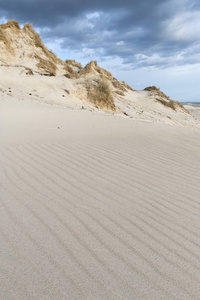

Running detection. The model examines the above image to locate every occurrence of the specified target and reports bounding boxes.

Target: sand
[184,104,200,122]
[1,98,200,300]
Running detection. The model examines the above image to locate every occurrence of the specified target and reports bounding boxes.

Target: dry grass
[35,54,57,75]
[64,60,133,101]
[64,61,97,78]
[64,72,78,79]
[114,90,125,96]
[65,60,82,69]
[0,20,20,30]
[64,60,113,80]
[79,61,97,76]
[0,28,10,49]
[0,21,18,54]
[112,79,127,92]
[64,59,83,78]
[0,21,61,74]
[177,102,191,114]
[86,77,116,111]
[24,24,62,66]
[156,98,189,113]
[156,98,177,110]
[145,86,189,113]
[121,81,135,92]
[144,86,170,99]
[79,61,134,95]
[64,64,74,74]
[23,24,65,75]
[112,78,134,94]
[64,64,79,79]
[25,68,34,75]
[79,61,113,78]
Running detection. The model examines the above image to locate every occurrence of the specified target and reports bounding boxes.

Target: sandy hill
[0,20,199,128]
[0,20,63,75]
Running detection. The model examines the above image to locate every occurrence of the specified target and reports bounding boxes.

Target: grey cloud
[0,0,200,68]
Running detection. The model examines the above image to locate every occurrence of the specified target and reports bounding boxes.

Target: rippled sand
[1,99,200,299]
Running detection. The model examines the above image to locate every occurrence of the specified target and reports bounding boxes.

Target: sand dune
[1,20,200,300]
[1,99,200,299]
[1,20,200,128]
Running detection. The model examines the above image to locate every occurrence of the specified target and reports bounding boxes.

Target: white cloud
[116,41,125,46]
[86,12,101,21]
[134,52,184,67]
[0,17,7,24]
[164,10,200,42]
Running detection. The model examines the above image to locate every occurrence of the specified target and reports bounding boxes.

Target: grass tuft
[0,20,20,30]
[145,86,190,113]
[34,54,57,75]
[24,23,62,73]
[65,60,82,69]
[85,77,116,112]
[0,21,20,54]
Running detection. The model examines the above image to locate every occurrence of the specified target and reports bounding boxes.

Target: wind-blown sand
[1,98,200,300]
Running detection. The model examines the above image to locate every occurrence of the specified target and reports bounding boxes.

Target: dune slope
[1,99,200,299]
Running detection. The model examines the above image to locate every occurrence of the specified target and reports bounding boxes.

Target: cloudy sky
[1,0,200,102]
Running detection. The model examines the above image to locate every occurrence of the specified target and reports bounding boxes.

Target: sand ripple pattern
[1,131,200,299]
